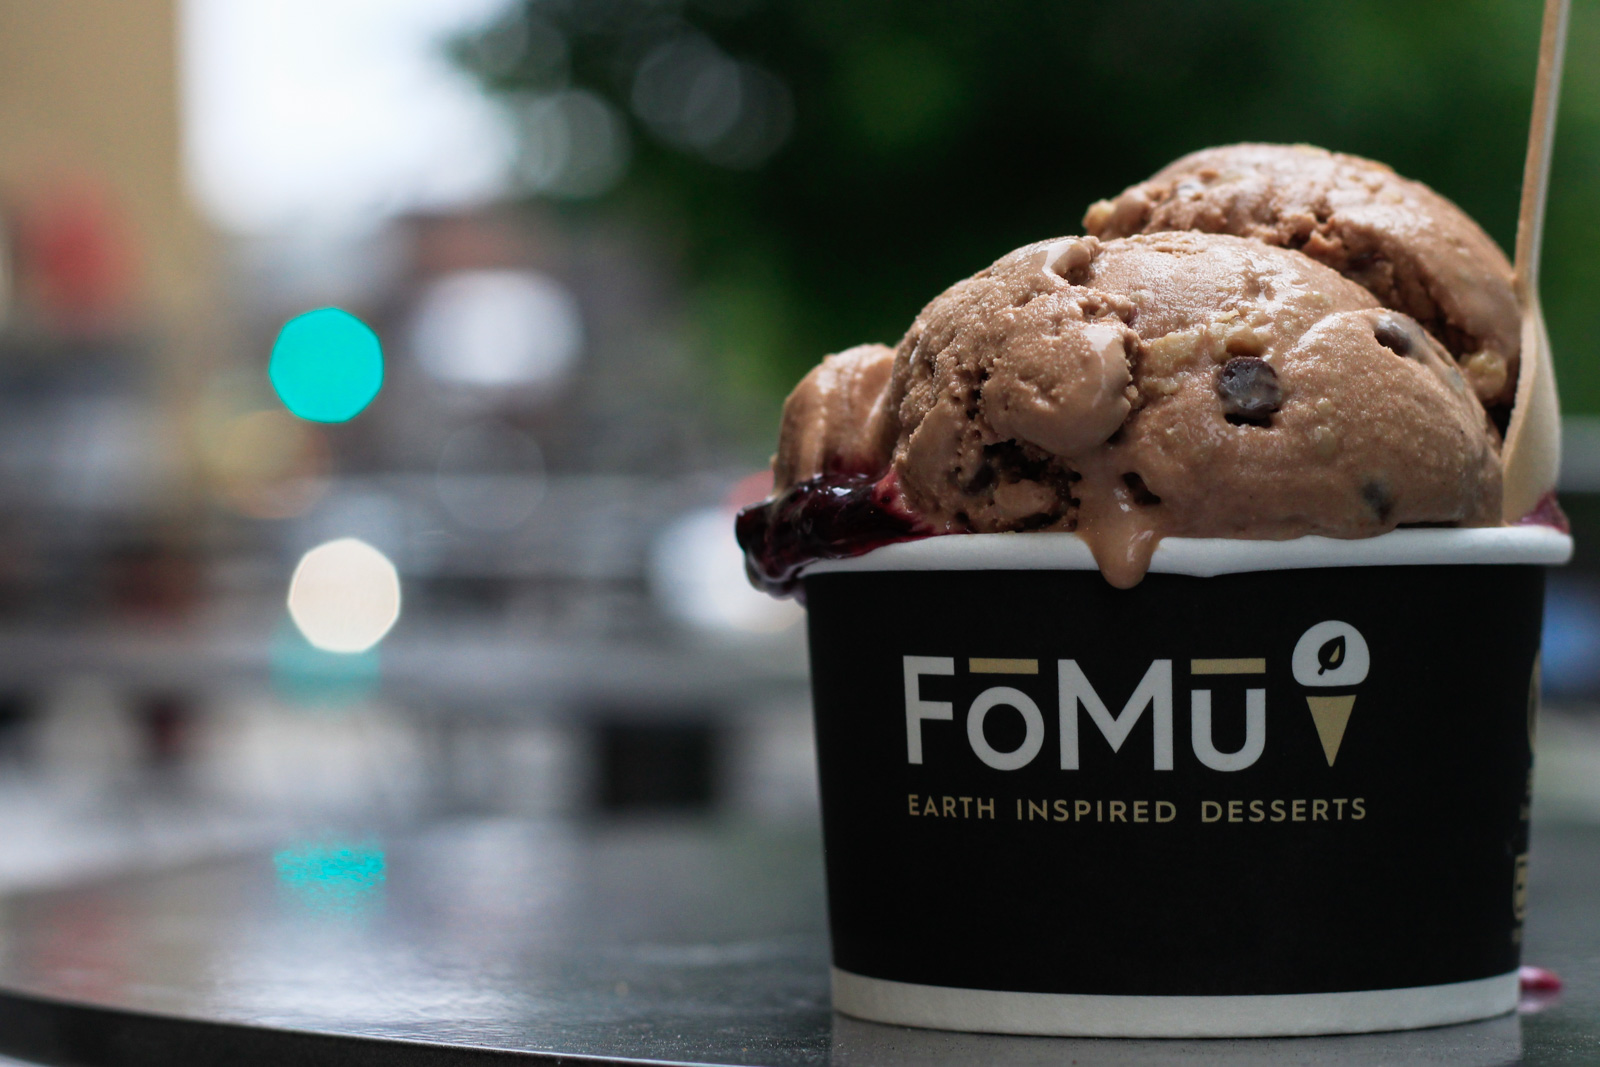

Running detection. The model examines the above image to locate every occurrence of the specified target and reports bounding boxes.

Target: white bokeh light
[650,509,802,635]
[183,0,517,231]
[287,538,402,653]
[512,90,631,198]
[631,31,792,169]
[410,269,583,389]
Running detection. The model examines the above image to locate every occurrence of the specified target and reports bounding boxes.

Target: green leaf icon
[1317,635,1346,675]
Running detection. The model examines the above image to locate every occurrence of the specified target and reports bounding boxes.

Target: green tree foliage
[458,0,1600,426]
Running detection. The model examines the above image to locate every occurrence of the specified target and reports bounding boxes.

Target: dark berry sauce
[735,471,932,597]
[1516,490,1570,533]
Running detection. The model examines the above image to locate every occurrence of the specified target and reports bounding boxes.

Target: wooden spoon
[1501,0,1569,523]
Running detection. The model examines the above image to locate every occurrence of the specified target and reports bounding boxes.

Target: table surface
[0,817,1595,1066]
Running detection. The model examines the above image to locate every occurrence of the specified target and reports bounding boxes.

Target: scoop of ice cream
[1083,144,1520,415]
[773,343,898,490]
[888,232,1501,585]
[890,236,1138,533]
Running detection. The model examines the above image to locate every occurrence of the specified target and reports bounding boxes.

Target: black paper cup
[801,526,1572,1037]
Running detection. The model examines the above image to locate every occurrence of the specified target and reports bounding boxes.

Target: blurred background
[0,0,1598,889]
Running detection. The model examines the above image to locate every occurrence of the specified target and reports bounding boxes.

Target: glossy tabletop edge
[0,986,709,1067]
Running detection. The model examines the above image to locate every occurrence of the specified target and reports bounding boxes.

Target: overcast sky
[182,0,516,233]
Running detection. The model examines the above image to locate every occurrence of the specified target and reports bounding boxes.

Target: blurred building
[0,1,811,888]
[0,1,221,335]
[0,0,227,620]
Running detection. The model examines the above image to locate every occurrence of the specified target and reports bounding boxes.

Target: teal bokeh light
[274,839,386,916]
[269,308,384,423]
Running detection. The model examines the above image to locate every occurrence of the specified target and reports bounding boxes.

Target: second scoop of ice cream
[1084,143,1521,416]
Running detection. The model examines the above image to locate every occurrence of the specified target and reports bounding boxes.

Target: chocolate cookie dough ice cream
[737,145,1511,593]
[1083,143,1521,416]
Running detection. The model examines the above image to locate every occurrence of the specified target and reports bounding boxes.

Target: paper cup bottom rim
[830,968,1519,1038]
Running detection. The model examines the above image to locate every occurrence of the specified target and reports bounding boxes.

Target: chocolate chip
[1361,480,1394,523]
[1122,472,1162,506]
[1217,357,1281,425]
[1373,313,1425,358]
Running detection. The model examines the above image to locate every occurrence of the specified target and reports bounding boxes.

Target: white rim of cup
[802,525,1574,579]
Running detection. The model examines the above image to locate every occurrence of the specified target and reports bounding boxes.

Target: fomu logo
[904,622,1369,772]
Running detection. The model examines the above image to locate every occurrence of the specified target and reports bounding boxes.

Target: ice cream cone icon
[1294,621,1370,766]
